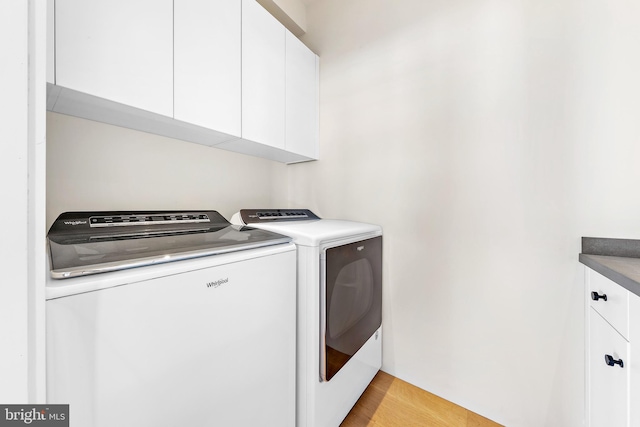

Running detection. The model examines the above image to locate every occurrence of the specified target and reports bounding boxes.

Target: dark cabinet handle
[605,354,624,368]
[591,291,607,301]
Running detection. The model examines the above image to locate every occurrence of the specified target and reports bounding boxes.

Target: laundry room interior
[5,0,640,426]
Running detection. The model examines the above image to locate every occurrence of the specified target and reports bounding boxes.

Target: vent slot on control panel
[257,211,310,220]
[239,209,320,224]
[90,213,211,227]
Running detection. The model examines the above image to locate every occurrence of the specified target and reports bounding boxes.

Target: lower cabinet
[586,268,640,426]
[588,308,628,426]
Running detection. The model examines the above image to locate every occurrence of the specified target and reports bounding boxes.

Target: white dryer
[231,209,382,427]
[46,210,297,427]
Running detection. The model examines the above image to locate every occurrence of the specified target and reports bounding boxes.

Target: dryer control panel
[239,209,320,224]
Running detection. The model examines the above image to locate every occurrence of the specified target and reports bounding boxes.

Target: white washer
[46,210,297,427]
[231,209,382,427]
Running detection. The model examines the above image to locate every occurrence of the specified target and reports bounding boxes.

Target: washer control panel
[90,213,210,227]
[240,209,320,224]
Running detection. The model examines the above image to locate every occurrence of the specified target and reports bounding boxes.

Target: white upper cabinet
[55,0,173,117]
[241,0,319,161]
[49,0,318,163]
[242,0,286,150]
[285,31,319,159]
[174,0,241,137]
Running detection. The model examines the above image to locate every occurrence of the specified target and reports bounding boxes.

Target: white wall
[46,113,288,228]
[293,0,640,425]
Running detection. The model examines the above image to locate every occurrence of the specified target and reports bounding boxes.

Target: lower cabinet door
[589,308,629,427]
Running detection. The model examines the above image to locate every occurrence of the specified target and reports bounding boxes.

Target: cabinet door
[174,0,241,137]
[589,308,628,427]
[55,0,173,117]
[242,0,286,149]
[285,31,318,159]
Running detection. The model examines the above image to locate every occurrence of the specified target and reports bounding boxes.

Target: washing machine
[231,209,382,427]
[46,210,297,427]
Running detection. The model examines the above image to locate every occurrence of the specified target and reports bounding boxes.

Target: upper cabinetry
[242,0,286,150]
[55,0,173,117]
[46,0,318,164]
[221,0,318,162]
[285,31,319,159]
[174,0,241,137]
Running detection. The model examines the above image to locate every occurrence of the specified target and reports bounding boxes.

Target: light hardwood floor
[341,371,503,427]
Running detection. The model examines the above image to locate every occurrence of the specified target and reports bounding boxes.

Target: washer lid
[47,210,291,279]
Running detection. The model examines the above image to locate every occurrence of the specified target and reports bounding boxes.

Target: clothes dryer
[231,209,382,427]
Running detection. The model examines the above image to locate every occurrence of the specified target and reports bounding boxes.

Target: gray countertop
[580,237,640,298]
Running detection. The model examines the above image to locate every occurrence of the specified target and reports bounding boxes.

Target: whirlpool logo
[206,278,229,289]
[1,405,68,426]
[63,220,86,226]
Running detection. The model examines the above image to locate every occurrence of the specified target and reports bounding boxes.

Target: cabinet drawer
[588,308,629,427]
[589,269,629,339]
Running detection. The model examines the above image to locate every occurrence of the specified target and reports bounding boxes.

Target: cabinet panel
[285,31,318,159]
[589,269,629,339]
[47,0,54,84]
[174,0,241,137]
[589,308,628,427]
[630,293,640,427]
[0,0,30,402]
[242,0,286,150]
[55,0,173,117]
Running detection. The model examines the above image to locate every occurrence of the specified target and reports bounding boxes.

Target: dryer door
[321,235,382,381]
